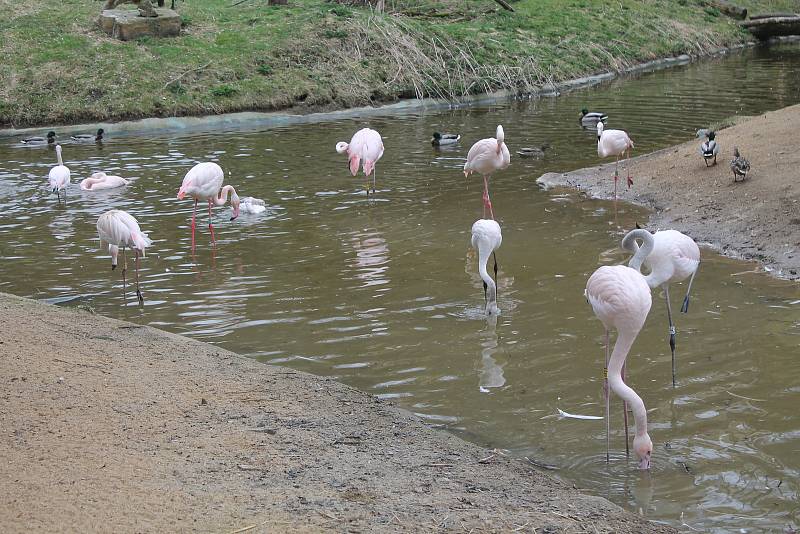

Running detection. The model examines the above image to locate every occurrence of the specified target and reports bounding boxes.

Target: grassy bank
[1,0,798,127]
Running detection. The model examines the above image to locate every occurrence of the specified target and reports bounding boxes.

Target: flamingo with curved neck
[177,162,241,249]
[622,228,700,387]
[471,219,502,316]
[585,236,654,469]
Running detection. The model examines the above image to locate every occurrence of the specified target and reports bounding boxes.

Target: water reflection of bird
[97,209,152,306]
[730,146,750,181]
[80,172,128,191]
[48,144,70,203]
[177,162,241,249]
[464,125,510,220]
[579,109,608,128]
[335,128,384,195]
[71,128,104,144]
[585,246,653,470]
[478,314,505,392]
[622,228,700,387]
[471,219,502,316]
[431,132,460,146]
[23,131,56,145]
[596,121,634,198]
[699,131,719,166]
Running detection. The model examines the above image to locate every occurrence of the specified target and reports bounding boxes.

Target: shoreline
[0,291,675,532]
[537,105,800,281]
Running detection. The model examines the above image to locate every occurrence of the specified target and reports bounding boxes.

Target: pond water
[2,44,800,532]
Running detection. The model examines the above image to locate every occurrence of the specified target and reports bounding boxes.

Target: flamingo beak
[112,264,117,271]
[638,454,651,470]
[177,191,185,200]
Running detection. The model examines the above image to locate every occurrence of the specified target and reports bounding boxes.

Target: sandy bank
[0,292,673,533]
[538,104,800,280]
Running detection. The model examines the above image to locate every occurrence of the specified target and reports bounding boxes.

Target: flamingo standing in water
[471,219,502,316]
[464,125,510,220]
[48,144,70,203]
[177,162,240,249]
[596,122,634,199]
[585,240,654,469]
[97,209,152,306]
[336,128,384,195]
[622,228,700,387]
[80,172,129,190]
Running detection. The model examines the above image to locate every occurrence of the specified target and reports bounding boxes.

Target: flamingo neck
[56,147,63,166]
[477,243,497,314]
[607,327,648,438]
[622,229,654,273]
[213,185,237,207]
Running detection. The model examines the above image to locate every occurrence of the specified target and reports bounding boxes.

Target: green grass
[1,0,798,127]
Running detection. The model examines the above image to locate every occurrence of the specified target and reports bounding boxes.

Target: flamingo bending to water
[48,144,70,203]
[471,219,502,316]
[80,172,128,190]
[336,128,384,195]
[622,228,700,387]
[97,209,152,306]
[177,162,240,249]
[585,239,654,469]
[596,122,634,199]
[464,125,510,220]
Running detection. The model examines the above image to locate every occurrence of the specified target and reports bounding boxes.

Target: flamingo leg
[604,328,610,463]
[613,157,619,200]
[482,175,494,220]
[492,252,499,300]
[191,199,198,251]
[372,166,377,194]
[135,249,144,306]
[207,199,216,246]
[121,246,128,303]
[681,263,699,314]
[664,284,677,387]
[626,148,633,188]
[622,362,629,457]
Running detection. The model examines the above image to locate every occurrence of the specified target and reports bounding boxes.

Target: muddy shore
[537,104,800,280]
[0,292,673,533]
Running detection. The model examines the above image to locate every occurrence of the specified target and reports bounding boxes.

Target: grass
[1,0,798,127]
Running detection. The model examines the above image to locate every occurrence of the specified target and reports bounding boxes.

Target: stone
[98,8,181,41]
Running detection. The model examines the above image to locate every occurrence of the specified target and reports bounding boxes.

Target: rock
[98,8,181,41]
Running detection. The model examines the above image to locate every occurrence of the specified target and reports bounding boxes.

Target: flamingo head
[230,190,240,221]
[55,144,62,157]
[495,125,505,143]
[596,121,604,140]
[633,433,653,470]
[90,171,107,179]
[335,141,349,154]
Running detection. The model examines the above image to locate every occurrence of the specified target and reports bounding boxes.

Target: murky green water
[2,44,800,532]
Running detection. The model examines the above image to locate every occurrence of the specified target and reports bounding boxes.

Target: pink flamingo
[596,122,634,199]
[335,128,384,195]
[97,209,152,306]
[80,172,129,191]
[177,162,240,249]
[471,219,502,316]
[48,144,70,203]
[463,125,510,220]
[622,228,700,387]
[585,237,653,469]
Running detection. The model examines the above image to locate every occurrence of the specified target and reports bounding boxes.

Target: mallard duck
[71,128,104,143]
[730,147,750,182]
[431,132,460,146]
[699,131,719,166]
[516,143,551,159]
[22,131,56,145]
[579,109,608,128]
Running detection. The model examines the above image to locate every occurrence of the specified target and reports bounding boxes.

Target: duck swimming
[517,143,551,159]
[431,132,461,146]
[22,131,56,145]
[730,147,750,182]
[579,109,608,128]
[699,131,719,166]
[71,128,104,143]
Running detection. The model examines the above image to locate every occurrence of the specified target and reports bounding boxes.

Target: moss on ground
[1,0,798,127]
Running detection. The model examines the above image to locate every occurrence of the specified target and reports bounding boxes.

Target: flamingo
[335,128,384,195]
[585,238,654,469]
[177,162,240,249]
[622,228,700,387]
[596,121,634,199]
[97,209,152,306]
[471,219,502,316]
[80,172,129,191]
[48,144,70,203]
[464,125,510,220]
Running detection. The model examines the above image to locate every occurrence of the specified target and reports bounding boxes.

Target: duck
[22,131,56,145]
[431,132,460,146]
[730,147,750,182]
[80,171,129,191]
[579,109,608,128]
[71,128,104,143]
[699,131,719,166]
[516,143,551,159]
[239,196,267,214]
